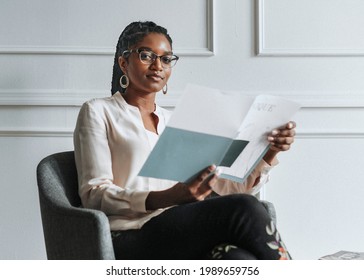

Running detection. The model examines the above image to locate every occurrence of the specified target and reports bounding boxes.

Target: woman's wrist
[146,189,174,210]
[145,184,184,210]
[263,149,278,166]
[145,183,197,210]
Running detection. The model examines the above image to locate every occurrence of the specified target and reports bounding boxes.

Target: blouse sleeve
[212,158,278,196]
[73,101,150,215]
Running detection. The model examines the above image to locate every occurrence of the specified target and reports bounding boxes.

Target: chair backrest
[37,151,81,208]
[37,151,115,260]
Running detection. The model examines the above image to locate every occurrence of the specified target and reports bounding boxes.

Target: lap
[112,194,273,259]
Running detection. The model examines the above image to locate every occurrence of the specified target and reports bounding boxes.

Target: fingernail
[287,122,293,129]
[268,136,274,141]
[272,130,279,135]
[215,168,222,176]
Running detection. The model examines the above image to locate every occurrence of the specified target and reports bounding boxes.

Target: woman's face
[119,33,173,95]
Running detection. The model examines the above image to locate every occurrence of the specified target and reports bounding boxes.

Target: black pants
[112,194,291,260]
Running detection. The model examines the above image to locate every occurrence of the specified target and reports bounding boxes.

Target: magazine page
[167,84,253,137]
[139,84,253,182]
[219,95,301,182]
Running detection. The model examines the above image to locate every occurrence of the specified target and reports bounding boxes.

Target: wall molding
[0,129,73,138]
[297,131,364,139]
[1,128,363,139]
[0,89,108,107]
[0,46,214,57]
[0,46,114,56]
[206,0,215,55]
[1,89,364,108]
[0,89,181,107]
[0,1,215,57]
[256,0,364,57]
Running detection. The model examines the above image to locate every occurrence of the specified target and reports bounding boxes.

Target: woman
[74,21,296,260]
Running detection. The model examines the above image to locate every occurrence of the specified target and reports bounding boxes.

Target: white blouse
[73,92,276,231]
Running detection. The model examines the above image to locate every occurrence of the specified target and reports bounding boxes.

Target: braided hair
[111,21,173,95]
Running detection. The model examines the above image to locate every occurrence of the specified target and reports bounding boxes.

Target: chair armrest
[260,200,277,224]
[40,195,115,260]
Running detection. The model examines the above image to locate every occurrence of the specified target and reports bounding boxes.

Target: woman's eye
[161,56,172,64]
[140,52,153,61]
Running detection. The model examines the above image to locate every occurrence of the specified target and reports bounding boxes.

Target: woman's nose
[150,57,163,71]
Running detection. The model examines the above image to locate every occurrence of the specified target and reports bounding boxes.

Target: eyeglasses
[122,48,179,68]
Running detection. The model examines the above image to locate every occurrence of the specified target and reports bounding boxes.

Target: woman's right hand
[173,165,220,204]
[145,165,220,210]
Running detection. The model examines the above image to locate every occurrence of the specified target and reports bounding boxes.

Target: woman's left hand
[263,121,296,165]
[267,121,296,152]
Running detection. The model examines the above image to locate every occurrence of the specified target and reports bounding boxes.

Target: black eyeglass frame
[122,48,179,68]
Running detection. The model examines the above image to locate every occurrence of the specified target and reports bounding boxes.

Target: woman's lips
[146,74,165,81]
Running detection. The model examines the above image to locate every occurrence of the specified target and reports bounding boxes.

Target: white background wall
[1,0,363,260]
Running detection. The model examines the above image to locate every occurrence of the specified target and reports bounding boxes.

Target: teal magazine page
[139,84,301,183]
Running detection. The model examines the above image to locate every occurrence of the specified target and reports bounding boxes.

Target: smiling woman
[73,21,296,260]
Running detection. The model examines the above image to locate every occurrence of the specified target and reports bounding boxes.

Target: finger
[198,168,221,194]
[272,121,297,134]
[193,182,212,201]
[275,144,291,151]
[287,121,296,129]
[272,136,295,145]
[196,189,213,201]
[269,129,296,139]
[270,143,291,152]
[196,174,219,201]
[205,170,220,187]
[267,135,294,145]
[279,129,296,137]
[196,165,216,182]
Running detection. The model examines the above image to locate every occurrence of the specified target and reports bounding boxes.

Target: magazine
[139,84,301,183]
[319,251,364,260]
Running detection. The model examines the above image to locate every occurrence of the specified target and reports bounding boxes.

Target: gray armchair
[36,151,115,260]
[37,151,276,260]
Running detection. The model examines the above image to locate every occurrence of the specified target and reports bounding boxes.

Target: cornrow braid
[111,21,173,95]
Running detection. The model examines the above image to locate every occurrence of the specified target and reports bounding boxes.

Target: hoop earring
[119,74,129,89]
[162,84,168,95]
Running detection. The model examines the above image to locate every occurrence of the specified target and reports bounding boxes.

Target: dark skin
[119,33,172,134]
[119,33,297,210]
[264,121,296,163]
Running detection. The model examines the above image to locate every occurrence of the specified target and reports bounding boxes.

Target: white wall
[1,0,363,259]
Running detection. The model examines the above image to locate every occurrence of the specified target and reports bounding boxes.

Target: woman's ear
[118,56,128,73]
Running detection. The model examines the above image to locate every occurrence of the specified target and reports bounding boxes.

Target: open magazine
[319,251,364,260]
[139,84,301,183]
